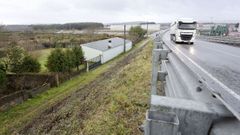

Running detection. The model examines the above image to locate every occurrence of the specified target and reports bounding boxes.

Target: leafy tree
[72,46,85,71]
[46,47,85,73]
[65,49,75,72]
[4,44,41,73]
[0,62,6,88]
[6,44,26,73]
[46,48,68,72]
[19,55,41,73]
[129,26,147,39]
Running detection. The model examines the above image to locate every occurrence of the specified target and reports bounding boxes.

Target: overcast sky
[0,0,239,24]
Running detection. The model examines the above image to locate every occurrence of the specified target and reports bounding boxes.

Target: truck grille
[180,34,193,41]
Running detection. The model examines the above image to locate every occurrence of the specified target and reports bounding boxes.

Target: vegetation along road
[0,39,153,135]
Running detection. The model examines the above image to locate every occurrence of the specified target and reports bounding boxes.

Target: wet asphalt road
[162,33,240,95]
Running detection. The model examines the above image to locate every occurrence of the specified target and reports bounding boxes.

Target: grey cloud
[0,0,239,24]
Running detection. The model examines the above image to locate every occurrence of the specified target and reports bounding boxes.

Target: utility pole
[146,21,149,36]
[124,24,126,52]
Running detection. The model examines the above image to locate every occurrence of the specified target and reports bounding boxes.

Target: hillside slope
[0,39,153,135]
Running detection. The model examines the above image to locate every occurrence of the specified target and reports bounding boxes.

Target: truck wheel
[170,35,173,41]
[173,35,177,43]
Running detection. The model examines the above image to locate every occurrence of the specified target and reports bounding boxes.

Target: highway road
[162,32,240,96]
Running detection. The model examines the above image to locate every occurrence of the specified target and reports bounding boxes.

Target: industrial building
[81,37,132,64]
[105,22,161,32]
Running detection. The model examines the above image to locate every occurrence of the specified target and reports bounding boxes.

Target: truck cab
[170,18,197,44]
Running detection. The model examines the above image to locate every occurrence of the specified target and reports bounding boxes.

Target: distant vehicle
[170,18,197,44]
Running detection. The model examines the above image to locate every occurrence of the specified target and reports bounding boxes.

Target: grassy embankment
[82,40,153,134]
[0,39,153,134]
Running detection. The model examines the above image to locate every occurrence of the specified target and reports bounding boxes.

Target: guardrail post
[159,49,170,60]
[154,37,161,42]
[86,62,89,72]
[151,49,161,95]
[151,49,170,95]
[158,71,168,81]
[154,41,163,49]
[144,110,180,135]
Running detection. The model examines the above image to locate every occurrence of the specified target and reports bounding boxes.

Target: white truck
[170,18,197,44]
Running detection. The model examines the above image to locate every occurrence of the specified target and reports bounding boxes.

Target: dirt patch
[18,40,150,135]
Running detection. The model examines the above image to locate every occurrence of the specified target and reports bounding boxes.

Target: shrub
[0,62,6,87]
[19,55,41,73]
[46,47,85,73]
[65,49,75,72]
[46,48,68,72]
[72,46,85,70]
[129,26,147,42]
[5,44,26,73]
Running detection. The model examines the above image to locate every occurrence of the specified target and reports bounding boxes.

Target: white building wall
[82,41,132,64]
[109,24,161,31]
[81,46,102,61]
[102,46,123,63]
[141,24,161,31]
[109,25,123,31]
[126,42,132,51]
[101,42,132,63]
[110,24,140,31]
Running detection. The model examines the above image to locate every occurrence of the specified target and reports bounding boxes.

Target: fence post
[86,62,89,72]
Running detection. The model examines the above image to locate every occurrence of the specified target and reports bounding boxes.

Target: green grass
[30,48,53,72]
[0,39,150,134]
[30,48,72,72]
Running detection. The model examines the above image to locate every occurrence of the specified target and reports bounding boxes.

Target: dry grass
[0,32,111,49]
[82,41,153,135]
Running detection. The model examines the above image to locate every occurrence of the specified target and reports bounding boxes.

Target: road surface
[163,32,240,96]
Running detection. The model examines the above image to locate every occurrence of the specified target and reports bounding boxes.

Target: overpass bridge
[144,31,240,135]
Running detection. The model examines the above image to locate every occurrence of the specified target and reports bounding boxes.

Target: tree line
[0,44,85,87]
[32,22,103,30]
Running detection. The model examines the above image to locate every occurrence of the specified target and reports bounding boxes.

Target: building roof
[81,37,131,52]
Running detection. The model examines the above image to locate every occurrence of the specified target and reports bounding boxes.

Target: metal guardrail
[199,35,240,45]
[144,31,239,135]
[166,35,240,120]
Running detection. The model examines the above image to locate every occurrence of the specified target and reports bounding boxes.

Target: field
[0,32,111,51]
[29,48,54,72]
[0,39,153,134]
[0,32,112,72]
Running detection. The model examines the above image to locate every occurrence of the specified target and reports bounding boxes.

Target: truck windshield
[178,22,196,30]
